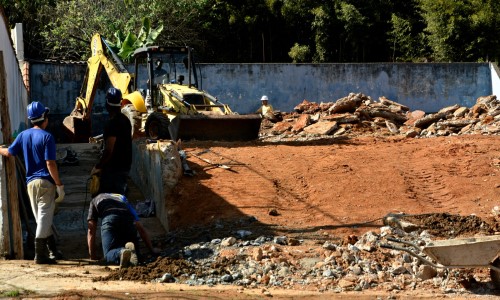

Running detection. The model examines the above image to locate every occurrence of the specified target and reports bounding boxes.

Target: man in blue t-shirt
[0,101,65,264]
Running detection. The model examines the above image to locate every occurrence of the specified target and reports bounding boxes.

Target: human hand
[90,166,101,176]
[55,185,65,203]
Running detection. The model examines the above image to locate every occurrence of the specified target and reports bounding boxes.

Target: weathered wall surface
[130,140,183,232]
[0,13,28,259]
[29,61,497,141]
[30,62,108,141]
[200,63,493,114]
[0,27,28,140]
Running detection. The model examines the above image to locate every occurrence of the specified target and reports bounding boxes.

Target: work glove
[55,185,65,203]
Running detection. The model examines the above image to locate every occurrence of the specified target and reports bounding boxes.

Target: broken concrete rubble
[259,93,500,141]
[102,212,500,295]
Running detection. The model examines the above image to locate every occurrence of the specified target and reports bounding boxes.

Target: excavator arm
[63,33,133,142]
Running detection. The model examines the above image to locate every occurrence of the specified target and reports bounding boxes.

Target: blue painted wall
[199,63,492,114]
[29,61,495,141]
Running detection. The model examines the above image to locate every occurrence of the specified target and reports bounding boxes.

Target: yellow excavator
[63,33,262,142]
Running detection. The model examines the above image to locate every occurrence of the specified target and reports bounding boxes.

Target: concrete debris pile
[108,214,498,295]
[259,93,500,141]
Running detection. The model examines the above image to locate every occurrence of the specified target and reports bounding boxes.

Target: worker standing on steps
[0,101,65,264]
[87,193,160,268]
[91,87,132,196]
[256,95,280,122]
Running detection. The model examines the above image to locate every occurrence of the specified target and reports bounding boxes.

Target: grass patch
[2,290,20,297]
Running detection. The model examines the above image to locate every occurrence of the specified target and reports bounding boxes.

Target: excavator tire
[145,112,171,140]
[121,104,142,138]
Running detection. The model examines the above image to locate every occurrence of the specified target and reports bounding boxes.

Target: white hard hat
[260,95,269,101]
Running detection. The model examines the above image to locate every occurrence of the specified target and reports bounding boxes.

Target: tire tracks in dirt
[396,142,460,213]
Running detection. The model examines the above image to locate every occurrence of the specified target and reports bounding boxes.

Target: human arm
[92,136,116,174]
[87,219,100,260]
[0,147,12,157]
[46,160,63,185]
[47,160,65,202]
[134,221,160,254]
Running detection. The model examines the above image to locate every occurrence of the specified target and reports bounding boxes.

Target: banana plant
[109,17,164,62]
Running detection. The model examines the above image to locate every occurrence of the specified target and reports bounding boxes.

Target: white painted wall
[0,9,29,258]
[491,63,500,98]
[0,18,28,140]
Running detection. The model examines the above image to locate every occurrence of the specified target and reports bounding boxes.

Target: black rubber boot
[46,235,64,260]
[34,238,56,264]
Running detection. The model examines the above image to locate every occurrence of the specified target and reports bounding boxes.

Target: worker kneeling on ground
[87,193,160,268]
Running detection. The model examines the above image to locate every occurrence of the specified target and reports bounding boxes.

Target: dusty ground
[1,134,500,299]
[175,135,500,235]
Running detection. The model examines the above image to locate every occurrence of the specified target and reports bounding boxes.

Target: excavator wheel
[121,104,142,138]
[145,112,171,140]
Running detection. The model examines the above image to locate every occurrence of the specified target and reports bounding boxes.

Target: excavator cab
[131,46,262,141]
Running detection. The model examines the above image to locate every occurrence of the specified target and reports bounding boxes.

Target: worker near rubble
[91,87,132,196]
[256,95,280,122]
[0,101,65,264]
[87,193,160,268]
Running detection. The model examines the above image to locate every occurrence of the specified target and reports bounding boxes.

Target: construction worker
[91,87,132,196]
[0,101,65,264]
[154,58,169,84]
[256,95,279,122]
[87,193,160,268]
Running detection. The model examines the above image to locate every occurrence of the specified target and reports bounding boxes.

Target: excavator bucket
[62,114,91,143]
[169,114,262,141]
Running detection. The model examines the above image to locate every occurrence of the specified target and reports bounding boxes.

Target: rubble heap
[104,213,499,295]
[259,93,500,141]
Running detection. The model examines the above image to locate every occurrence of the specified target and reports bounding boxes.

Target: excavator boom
[63,33,132,142]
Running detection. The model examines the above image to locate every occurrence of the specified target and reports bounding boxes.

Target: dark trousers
[101,213,139,264]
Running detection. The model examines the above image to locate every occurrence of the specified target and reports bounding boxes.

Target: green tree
[39,0,163,60]
[388,14,428,62]
[417,0,500,62]
[311,4,336,62]
[467,0,500,62]
[418,0,473,61]
[288,43,310,62]
[336,2,366,61]
[1,0,56,59]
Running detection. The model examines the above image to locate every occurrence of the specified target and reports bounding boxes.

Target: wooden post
[0,54,23,259]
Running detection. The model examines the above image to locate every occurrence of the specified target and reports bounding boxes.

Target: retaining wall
[30,62,498,141]
[130,140,182,232]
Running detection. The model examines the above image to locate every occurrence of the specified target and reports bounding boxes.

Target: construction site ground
[2,134,500,299]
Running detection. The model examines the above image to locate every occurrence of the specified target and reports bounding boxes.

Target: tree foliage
[108,17,164,62]
[1,0,500,63]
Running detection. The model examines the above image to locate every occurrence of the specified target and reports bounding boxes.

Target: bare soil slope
[173,135,500,237]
